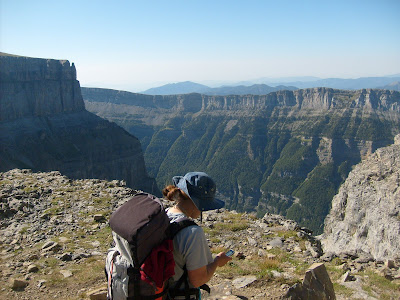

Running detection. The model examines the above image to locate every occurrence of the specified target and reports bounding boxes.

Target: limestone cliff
[321,135,400,260]
[0,53,85,121]
[0,53,159,195]
[83,86,400,233]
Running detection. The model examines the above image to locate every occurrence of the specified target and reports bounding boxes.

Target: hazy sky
[1,0,400,91]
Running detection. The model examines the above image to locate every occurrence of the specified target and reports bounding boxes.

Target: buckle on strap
[199,284,210,294]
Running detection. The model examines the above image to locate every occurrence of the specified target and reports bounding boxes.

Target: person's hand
[215,252,232,267]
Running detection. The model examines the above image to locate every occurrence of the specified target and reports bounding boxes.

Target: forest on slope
[83,87,400,234]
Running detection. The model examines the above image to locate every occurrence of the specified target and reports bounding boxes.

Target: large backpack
[105,192,197,300]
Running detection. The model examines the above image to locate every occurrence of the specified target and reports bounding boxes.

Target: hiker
[163,171,232,299]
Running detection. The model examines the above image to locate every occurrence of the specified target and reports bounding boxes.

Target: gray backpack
[105,192,196,300]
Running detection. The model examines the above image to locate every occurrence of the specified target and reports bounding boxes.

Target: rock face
[0,53,84,121]
[0,53,158,195]
[321,135,400,260]
[83,87,400,234]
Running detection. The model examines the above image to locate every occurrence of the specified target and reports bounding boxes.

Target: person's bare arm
[187,252,232,288]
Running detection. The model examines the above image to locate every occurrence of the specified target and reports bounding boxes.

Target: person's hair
[162,185,191,203]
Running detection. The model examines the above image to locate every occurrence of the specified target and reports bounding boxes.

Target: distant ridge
[378,81,400,91]
[142,81,209,95]
[141,76,400,95]
[290,76,400,90]
[141,81,297,95]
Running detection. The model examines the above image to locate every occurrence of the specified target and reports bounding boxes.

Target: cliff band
[0,53,159,195]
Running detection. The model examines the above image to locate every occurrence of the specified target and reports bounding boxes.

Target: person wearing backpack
[105,171,231,300]
[163,172,232,299]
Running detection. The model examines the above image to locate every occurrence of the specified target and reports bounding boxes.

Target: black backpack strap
[167,218,197,239]
[127,266,141,300]
[169,265,210,300]
[169,266,199,300]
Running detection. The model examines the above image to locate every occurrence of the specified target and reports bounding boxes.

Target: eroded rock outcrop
[0,53,159,195]
[321,134,400,260]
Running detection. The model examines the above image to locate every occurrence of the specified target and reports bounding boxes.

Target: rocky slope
[1,169,399,299]
[0,53,158,195]
[321,134,400,261]
[83,87,400,233]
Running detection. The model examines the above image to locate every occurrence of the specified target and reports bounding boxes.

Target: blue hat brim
[172,176,225,211]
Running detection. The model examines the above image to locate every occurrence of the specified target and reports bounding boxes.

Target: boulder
[10,278,29,290]
[284,263,335,300]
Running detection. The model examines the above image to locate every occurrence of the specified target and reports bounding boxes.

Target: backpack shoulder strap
[167,218,197,239]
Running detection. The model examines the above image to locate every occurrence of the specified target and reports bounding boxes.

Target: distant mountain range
[141,76,400,95]
[142,82,298,96]
[379,81,400,91]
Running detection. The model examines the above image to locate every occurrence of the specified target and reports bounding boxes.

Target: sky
[1,0,400,92]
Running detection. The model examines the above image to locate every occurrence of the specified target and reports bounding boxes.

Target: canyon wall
[0,53,158,195]
[83,87,400,233]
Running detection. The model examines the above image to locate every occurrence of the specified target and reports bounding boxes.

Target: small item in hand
[225,249,234,257]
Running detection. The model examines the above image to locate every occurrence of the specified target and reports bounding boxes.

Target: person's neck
[172,203,193,218]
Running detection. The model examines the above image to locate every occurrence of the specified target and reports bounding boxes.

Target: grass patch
[214,222,249,232]
[203,227,218,237]
[333,283,354,298]
[42,257,59,269]
[210,246,228,254]
[210,237,221,243]
[361,270,399,297]
[71,258,106,284]
[325,264,347,281]
[19,225,30,234]
[216,255,290,282]
[44,206,62,216]
[276,230,299,240]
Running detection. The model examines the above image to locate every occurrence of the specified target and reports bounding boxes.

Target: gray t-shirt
[167,211,213,284]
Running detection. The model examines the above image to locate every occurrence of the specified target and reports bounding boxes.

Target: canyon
[83,86,400,233]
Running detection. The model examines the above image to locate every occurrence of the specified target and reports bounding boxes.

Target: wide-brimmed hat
[172,172,225,211]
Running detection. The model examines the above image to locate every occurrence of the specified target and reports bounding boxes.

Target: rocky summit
[1,169,399,299]
[321,134,400,261]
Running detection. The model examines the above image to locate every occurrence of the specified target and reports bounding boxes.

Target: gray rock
[27,264,39,273]
[284,263,335,300]
[42,241,61,252]
[41,240,57,250]
[321,136,400,261]
[340,271,355,282]
[232,275,257,288]
[206,281,232,298]
[60,270,73,278]
[269,237,284,248]
[247,236,257,247]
